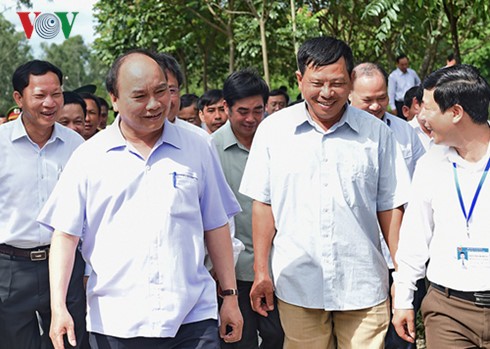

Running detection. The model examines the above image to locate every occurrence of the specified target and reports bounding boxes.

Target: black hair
[97,96,109,110]
[269,89,290,104]
[223,68,269,108]
[12,60,63,95]
[447,53,455,62]
[155,53,184,87]
[63,91,87,116]
[352,62,389,86]
[198,89,224,111]
[396,54,408,63]
[403,86,422,108]
[180,93,199,110]
[297,36,354,75]
[79,92,101,115]
[422,64,490,124]
[105,49,161,98]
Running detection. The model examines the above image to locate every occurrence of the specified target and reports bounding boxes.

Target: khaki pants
[422,286,490,349]
[277,298,389,349]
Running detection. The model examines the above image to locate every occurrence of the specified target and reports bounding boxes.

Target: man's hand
[250,274,274,317]
[50,306,76,349]
[219,296,243,343]
[392,309,416,343]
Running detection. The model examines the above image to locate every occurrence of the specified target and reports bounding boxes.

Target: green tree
[0,13,32,115]
[41,35,108,96]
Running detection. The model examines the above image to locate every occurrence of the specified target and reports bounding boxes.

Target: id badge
[456,247,490,269]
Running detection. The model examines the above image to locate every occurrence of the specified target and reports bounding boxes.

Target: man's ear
[402,105,410,119]
[451,104,464,124]
[109,94,119,112]
[12,91,23,108]
[223,100,231,117]
[295,70,303,91]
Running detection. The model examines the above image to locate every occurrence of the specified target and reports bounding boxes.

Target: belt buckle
[30,249,48,261]
[474,293,490,307]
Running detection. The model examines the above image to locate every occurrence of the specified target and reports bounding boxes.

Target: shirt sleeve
[377,128,410,211]
[393,159,433,309]
[37,147,88,237]
[239,121,271,204]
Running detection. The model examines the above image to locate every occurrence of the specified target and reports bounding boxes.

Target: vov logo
[17,12,79,39]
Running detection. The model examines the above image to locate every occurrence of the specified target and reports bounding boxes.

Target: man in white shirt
[350,62,426,349]
[240,36,410,349]
[39,50,243,349]
[404,87,433,151]
[393,64,490,348]
[388,54,421,119]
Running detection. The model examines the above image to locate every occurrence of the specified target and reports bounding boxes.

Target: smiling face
[58,103,85,136]
[296,57,351,130]
[13,72,63,135]
[226,95,264,145]
[350,73,389,119]
[420,89,455,145]
[110,53,170,139]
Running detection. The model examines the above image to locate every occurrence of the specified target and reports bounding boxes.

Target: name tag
[457,247,490,269]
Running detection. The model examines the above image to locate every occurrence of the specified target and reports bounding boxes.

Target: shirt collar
[103,116,182,152]
[296,102,360,134]
[11,114,68,145]
[219,121,242,151]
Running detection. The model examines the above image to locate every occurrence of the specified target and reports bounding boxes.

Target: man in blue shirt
[0,60,85,349]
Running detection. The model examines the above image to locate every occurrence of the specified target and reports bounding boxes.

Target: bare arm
[377,206,404,270]
[49,230,80,349]
[250,200,276,317]
[206,223,243,343]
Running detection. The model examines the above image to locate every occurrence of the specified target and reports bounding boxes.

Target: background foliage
[1,0,490,114]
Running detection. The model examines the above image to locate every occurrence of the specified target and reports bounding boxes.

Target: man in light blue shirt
[240,37,410,349]
[388,54,421,119]
[39,50,243,349]
[0,60,85,349]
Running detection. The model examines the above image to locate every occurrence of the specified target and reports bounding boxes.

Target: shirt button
[323,208,328,213]
[146,165,151,171]
[323,183,328,187]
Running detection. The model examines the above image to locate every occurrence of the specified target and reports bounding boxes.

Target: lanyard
[452,158,490,237]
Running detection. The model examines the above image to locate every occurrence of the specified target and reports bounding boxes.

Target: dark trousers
[394,100,407,121]
[89,319,220,349]
[0,249,86,349]
[220,280,284,349]
[422,286,490,348]
[385,270,427,349]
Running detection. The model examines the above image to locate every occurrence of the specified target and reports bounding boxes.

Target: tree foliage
[0,13,32,115]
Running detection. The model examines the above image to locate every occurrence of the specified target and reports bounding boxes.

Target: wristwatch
[220,288,239,297]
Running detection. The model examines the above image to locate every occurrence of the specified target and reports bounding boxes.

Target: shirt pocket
[168,171,200,218]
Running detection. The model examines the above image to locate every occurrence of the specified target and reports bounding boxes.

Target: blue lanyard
[452,158,490,237]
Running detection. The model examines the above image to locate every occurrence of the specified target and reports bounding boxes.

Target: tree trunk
[228,0,235,73]
[259,18,269,86]
[442,0,461,64]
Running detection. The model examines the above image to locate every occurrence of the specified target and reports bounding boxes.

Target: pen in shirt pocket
[172,171,177,188]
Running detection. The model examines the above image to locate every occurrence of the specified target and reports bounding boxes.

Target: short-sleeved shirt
[239,102,409,310]
[0,116,83,248]
[212,121,254,281]
[38,118,241,338]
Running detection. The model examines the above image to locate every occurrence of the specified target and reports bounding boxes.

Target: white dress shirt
[394,144,490,309]
[240,102,410,310]
[38,118,241,338]
[0,116,83,248]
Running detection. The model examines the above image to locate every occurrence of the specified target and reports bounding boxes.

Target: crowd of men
[0,35,489,349]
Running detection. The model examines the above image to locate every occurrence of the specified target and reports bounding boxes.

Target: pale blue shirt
[239,102,410,310]
[0,116,83,248]
[388,68,421,110]
[38,118,241,338]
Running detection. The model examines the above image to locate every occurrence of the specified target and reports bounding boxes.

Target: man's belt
[431,282,490,307]
[0,244,50,261]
